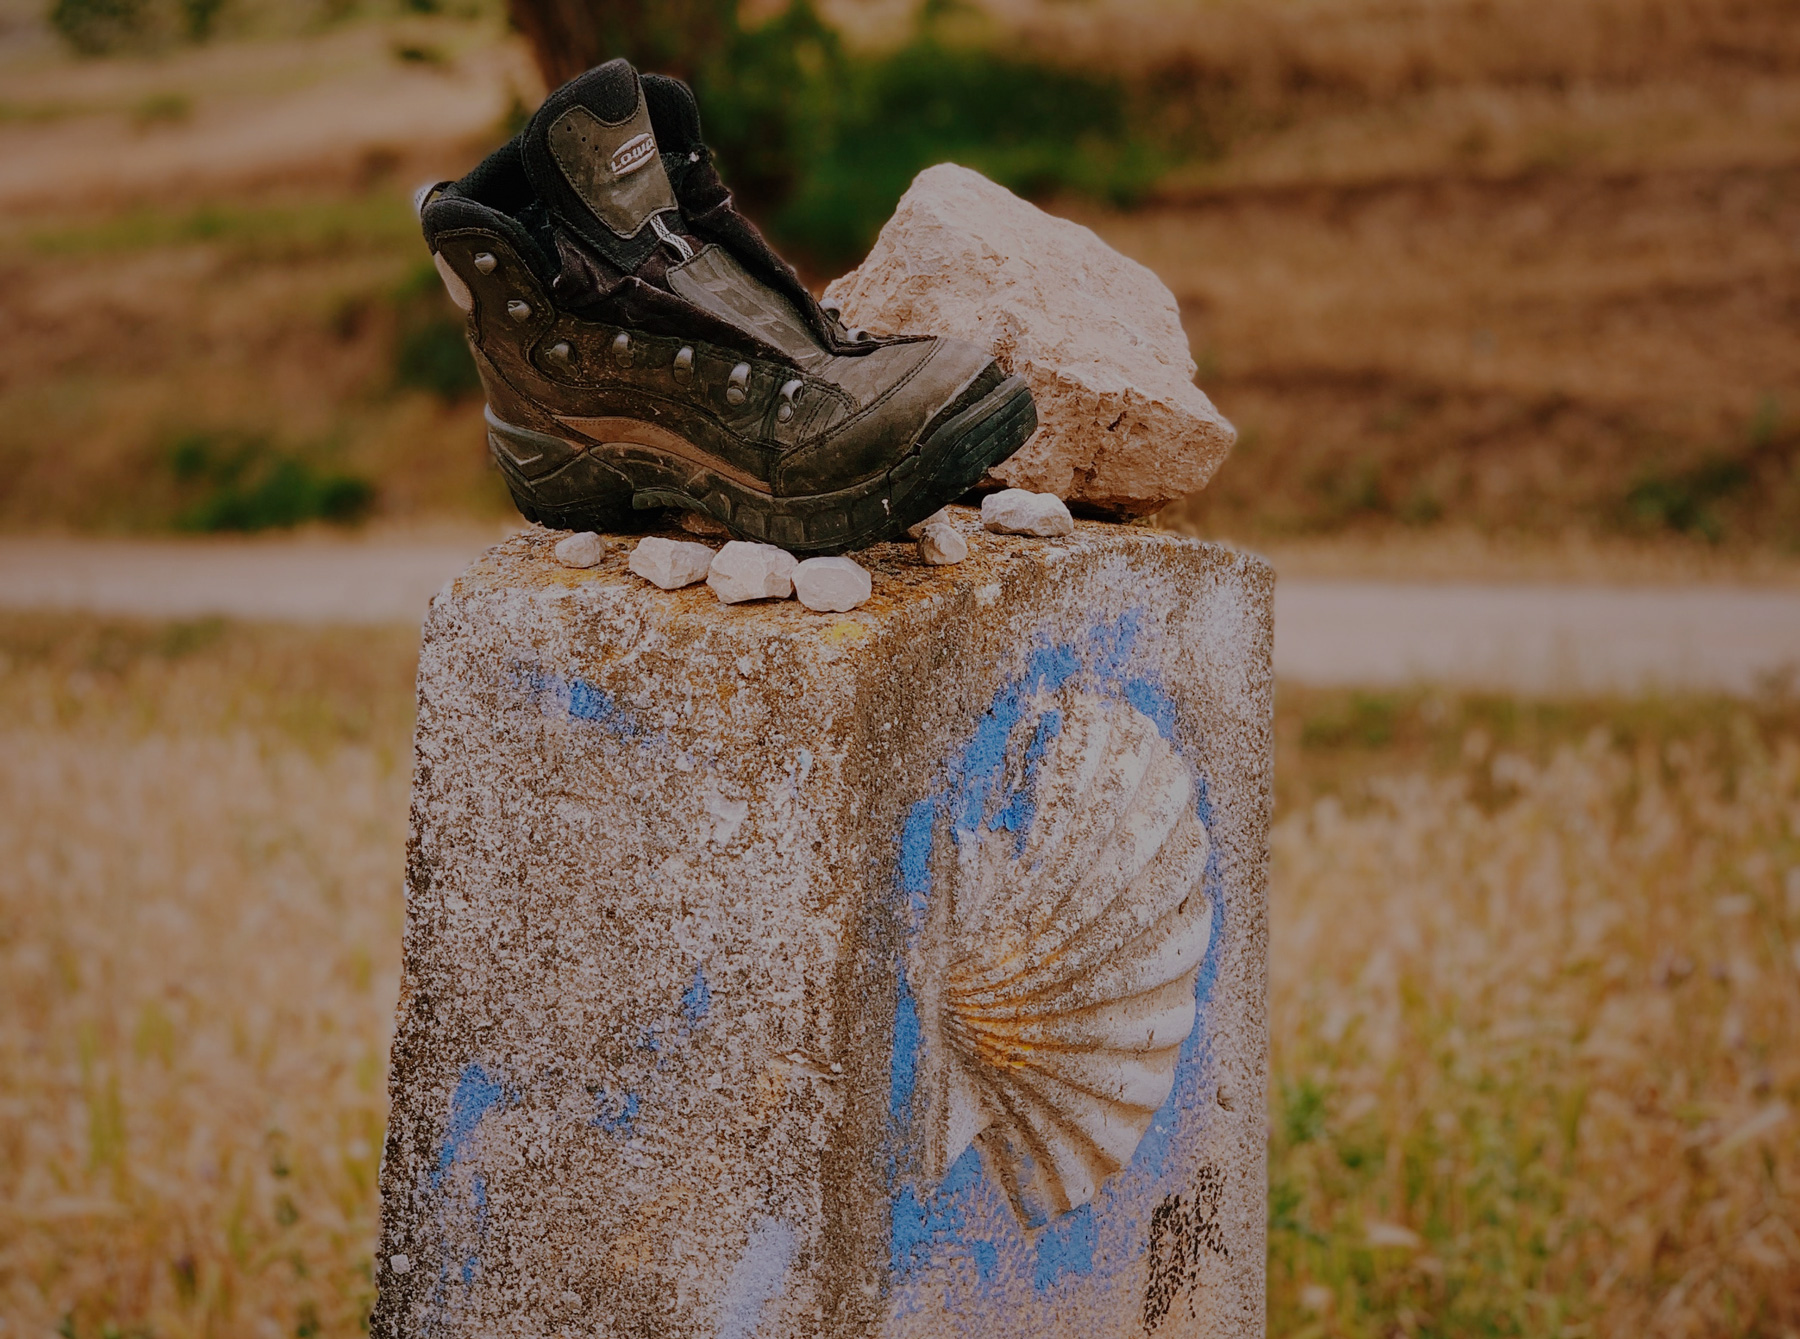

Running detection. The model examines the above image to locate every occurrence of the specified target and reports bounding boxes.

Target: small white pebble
[1044,545,1068,564]
[630,536,716,590]
[553,531,607,568]
[905,507,951,540]
[981,488,1073,537]
[389,1253,412,1274]
[793,556,873,612]
[974,583,1002,606]
[707,540,798,603]
[917,523,967,566]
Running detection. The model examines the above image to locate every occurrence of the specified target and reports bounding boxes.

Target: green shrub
[390,262,481,399]
[394,319,479,398]
[48,0,147,54]
[49,0,221,52]
[1625,455,1749,542]
[683,2,1167,266]
[166,432,374,532]
[770,39,1159,263]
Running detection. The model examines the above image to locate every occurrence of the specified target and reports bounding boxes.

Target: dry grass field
[2,616,1796,1337]
[3,0,1799,1333]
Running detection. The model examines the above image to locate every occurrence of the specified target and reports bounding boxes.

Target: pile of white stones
[550,488,1075,614]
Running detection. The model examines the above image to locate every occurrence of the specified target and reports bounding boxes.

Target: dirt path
[0,25,529,214]
[3,535,1796,695]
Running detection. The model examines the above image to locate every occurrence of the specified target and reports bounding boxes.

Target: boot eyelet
[672,346,694,381]
[546,341,572,368]
[506,299,532,323]
[473,252,497,274]
[725,362,750,406]
[777,379,803,423]
[612,332,633,367]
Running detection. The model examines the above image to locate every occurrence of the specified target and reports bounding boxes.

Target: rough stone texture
[906,509,951,541]
[982,488,1075,538]
[631,536,718,591]
[375,516,1273,1338]
[708,540,798,604]
[822,164,1236,519]
[793,557,873,613]
[916,524,967,567]
[555,532,608,568]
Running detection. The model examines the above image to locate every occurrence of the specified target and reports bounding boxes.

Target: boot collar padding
[546,97,680,242]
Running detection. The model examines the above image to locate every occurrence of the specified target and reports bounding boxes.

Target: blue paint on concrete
[682,967,712,1024]
[900,799,936,917]
[888,1184,931,1276]
[973,1239,999,1282]
[426,1064,514,1318]
[988,708,1063,853]
[888,967,921,1121]
[1125,676,1180,741]
[1033,1203,1097,1290]
[950,686,1025,835]
[1091,607,1142,685]
[513,665,638,737]
[593,1088,640,1134]
[885,607,1228,1294]
[437,1063,507,1181]
[889,1143,992,1279]
[567,678,616,722]
[1024,640,1082,697]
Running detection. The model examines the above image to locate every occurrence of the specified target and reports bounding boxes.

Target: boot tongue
[521,58,684,275]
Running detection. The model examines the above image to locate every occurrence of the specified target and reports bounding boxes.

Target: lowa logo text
[610,133,656,178]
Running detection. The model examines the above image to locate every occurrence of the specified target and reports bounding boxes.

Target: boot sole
[487,374,1038,554]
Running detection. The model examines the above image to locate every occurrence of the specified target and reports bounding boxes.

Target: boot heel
[484,409,641,534]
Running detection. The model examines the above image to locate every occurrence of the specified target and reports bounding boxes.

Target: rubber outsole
[487,374,1038,554]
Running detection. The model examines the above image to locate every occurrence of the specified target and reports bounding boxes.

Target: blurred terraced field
[0,0,1794,566]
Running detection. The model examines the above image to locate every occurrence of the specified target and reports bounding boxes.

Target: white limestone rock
[629,536,717,590]
[905,508,951,540]
[823,163,1236,519]
[917,522,968,566]
[982,488,1074,537]
[552,531,607,568]
[707,540,797,604]
[792,556,873,612]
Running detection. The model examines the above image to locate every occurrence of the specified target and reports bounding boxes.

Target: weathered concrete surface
[426,512,1277,1333]
[822,165,1236,520]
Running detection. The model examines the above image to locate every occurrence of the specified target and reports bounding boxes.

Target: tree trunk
[505,0,738,89]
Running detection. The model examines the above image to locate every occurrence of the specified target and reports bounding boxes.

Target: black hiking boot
[418,59,1037,553]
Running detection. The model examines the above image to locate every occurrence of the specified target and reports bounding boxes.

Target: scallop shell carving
[912,691,1213,1226]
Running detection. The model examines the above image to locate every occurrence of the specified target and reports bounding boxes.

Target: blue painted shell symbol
[912,692,1213,1225]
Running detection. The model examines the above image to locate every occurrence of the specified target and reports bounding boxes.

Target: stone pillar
[374,513,1273,1338]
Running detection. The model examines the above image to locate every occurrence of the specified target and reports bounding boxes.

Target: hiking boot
[418,59,1037,554]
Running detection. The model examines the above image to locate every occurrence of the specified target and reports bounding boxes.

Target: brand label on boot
[609,133,657,179]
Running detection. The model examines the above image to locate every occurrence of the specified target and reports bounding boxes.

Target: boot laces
[649,211,695,264]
